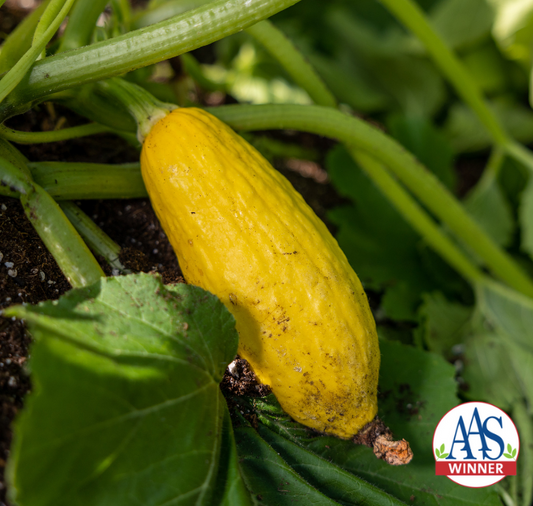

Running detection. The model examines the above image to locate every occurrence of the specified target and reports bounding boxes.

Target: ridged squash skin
[140,108,380,438]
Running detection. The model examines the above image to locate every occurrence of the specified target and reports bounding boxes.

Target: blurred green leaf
[513,401,533,506]
[478,279,533,353]
[416,292,473,356]
[461,43,509,94]
[327,146,431,320]
[519,174,533,259]
[429,0,494,51]
[489,0,533,65]
[464,175,515,248]
[387,115,456,190]
[463,333,522,410]
[327,9,446,117]
[307,51,390,112]
[463,280,533,413]
[445,99,533,152]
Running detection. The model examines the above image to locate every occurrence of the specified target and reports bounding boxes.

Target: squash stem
[27,161,146,200]
[20,185,105,288]
[59,201,130,274]
[57,0,110,53]
[95,78,176,142]
[0,123,112,144]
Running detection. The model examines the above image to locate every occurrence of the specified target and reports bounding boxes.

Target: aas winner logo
[433,402,519,487]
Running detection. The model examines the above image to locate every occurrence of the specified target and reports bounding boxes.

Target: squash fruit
[140,108,380,439]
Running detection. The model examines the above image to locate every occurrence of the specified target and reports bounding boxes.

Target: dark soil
[221,358,272,397]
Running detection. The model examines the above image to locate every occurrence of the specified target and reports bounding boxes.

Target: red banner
[435,461,516,476]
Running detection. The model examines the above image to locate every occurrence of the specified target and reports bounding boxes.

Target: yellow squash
[140,108,380,439]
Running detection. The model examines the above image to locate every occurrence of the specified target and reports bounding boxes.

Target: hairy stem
[0,0,301,120]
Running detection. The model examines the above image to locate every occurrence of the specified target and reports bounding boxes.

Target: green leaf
[445,99,533,153]
[519,175,533,260]
[327,146,420,286]
[416,292,473,356]
[461,43,509,95]
[440,453,449,458]
[327,143,467,321]
[490,0,533,66]
[234,426,341,505]
[5,274,244,506]
[462,333,523,410]
[464,176,515,248]
[440,443,445,453]
[463,282,533,414]
[513,448,517,458]
[387,115,456,190]
[380,281,424,322]
[513,401,533,506]
[504,453,513,458]
[428,0,493,51]
[478,279,533,354]
[327,9,446,117]
[436,448,442,458]
[256,424,406,505]
[508,443,513,453]
[233,420,407,505]
[307,51,390,113]
[214,408,255,506]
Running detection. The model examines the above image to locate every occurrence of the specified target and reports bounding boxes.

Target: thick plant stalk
[95,78,176,141]
[21,186,105,287]
[28,161,145,200]
[130,0,336,106]
[0,0,301,120]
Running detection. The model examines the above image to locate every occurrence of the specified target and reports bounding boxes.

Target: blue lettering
[446,416,474,460]
[482,416,504,460]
